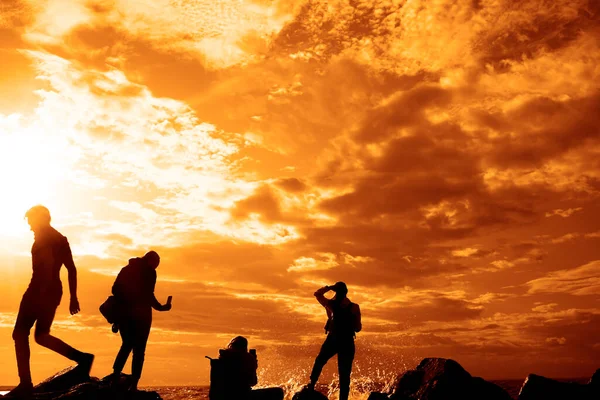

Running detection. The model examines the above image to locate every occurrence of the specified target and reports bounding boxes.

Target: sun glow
[0,113,74,238]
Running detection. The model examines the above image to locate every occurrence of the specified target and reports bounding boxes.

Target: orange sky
[0,0,599,388]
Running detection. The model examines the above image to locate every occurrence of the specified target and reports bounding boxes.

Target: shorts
[13,291,62,338]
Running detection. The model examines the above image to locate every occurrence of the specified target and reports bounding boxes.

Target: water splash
[252,336,417,399]
[256,364,400,400]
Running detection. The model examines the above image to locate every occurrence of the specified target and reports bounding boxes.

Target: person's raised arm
[314,286,332,308]
[63,238,80,315]
[148,269,171,311]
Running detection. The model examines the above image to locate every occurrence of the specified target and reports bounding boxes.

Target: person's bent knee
[34,332,50,346]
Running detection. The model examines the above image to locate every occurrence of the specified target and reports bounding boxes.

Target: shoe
[109,372,122,390]
[127,379,139,393]
[76,352,95,376]
[5,381,33,398]
[112,323,119,333]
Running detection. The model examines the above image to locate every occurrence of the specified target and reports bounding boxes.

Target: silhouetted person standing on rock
[9,205,94,398]
[111,251,172,391]
[307,282,361,400]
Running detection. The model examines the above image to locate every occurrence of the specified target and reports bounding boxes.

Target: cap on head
[227,336,248,351]
[143,250,160,269]
[332,281,348,297]
[25,205,51,226]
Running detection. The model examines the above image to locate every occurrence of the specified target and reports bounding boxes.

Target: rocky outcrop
[292,387,329,400]
[33,366,94,394]
[590,369,600,386]
[1,367,161,399]
[518,373,599,400]
[367,393,390,400]
[251,387,285,400]
[370,358,512,400]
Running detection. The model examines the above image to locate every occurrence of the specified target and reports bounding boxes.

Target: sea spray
[251,335,417,399]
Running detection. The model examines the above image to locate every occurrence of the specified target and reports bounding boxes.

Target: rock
[412,358,473,400]
[1,371,161,400]
[518,374,595,400]
[251,387,285,400]
[34,366,94,394]
[368,358,513,400]
[367,393,390,400]
[590,369,600,386]
[390,370,424,399]
[470,377,512,400]
[292,387,328,400]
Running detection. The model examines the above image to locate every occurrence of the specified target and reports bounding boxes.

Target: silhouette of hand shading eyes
[69,297,80,315]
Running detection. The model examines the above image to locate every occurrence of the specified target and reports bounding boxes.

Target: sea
[0,379,589,399]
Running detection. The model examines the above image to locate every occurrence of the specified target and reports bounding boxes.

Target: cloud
[532,303,558,313]
[288,253,338,272]
[546,337,567,346]
[527,260,600,295]
[546,207,583,218]
[1,0,599,385]
[551,233,580,244]
[452,248,480,257]
[19,0,293,68]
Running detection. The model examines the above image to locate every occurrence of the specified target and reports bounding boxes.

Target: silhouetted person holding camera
[208,336,283,400]
[307,282,361,400]
[9,205,94,397]
[111,251,172,391]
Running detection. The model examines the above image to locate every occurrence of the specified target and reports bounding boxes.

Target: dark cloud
[476,0,600,69]
[275,178,307,193]
[370,296,484,325]
[486,93,600,169]
[231,185,283,222]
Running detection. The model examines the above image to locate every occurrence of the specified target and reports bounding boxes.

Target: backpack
[325,300,360,336]
[206,355,225,400]
[99,295,120,324]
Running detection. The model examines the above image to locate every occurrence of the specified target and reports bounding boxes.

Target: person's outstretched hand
[161,303,172,312]
[70,297,81,315]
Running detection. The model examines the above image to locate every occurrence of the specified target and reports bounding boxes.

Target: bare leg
[35,333,82,360]
[13,296,37,386]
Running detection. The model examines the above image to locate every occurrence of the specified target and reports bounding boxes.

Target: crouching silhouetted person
[111,251,172,391]
[307,282,361,400]
[208,336,283,400]
[9,206,94,398]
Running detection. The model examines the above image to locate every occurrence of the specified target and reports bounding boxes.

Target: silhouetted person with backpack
[219,336,258,398]
[111,251,172,391]
[9,205,94,398]
[306,282,361,400]
[208,336,283,400]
